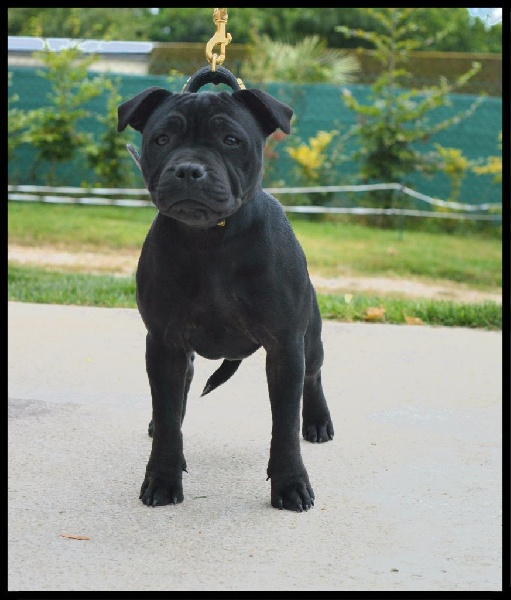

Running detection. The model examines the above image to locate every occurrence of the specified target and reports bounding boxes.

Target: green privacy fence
[8,66,502,207]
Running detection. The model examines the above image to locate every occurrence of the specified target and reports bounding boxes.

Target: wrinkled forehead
[146,91,258,132]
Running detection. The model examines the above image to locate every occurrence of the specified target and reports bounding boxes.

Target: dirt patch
[8,243,502,304]
[312,274,501,304]
[8,245,138,277]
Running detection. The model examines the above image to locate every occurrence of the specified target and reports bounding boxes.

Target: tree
[147,8,222,42]
[241,34,359,85]
[149,8,501,53]
[472,132,502,184]
[7,72,29,163]
[335,8,485,211]
[7,7,155,41]
[83,77,137,189]
[241,34,359,198]
[8,8,502,53]
[16,44,104,185]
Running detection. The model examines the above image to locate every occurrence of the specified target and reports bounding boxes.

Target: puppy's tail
[201,359,242,396]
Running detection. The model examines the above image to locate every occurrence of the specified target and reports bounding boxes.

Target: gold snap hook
[205,8,232,71]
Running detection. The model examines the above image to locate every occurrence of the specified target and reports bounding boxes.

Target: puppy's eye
[223,135,239,147]
[155,135,169,146]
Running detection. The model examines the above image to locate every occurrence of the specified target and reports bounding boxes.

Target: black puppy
[117,86,334,512]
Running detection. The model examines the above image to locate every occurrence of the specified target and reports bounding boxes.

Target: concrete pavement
[8,301,502,592]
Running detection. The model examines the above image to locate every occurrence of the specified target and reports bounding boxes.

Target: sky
[467,8,503,25]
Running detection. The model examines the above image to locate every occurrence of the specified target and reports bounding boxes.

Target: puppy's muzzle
[174,162,206,181]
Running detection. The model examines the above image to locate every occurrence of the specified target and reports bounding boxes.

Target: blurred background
[8,7,502,221]
[7,8,503,326]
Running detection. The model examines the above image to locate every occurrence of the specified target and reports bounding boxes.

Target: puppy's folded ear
[117,87,173,133]
[232,89,293,137]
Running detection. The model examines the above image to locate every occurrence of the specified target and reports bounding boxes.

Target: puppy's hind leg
[302,290,334,443]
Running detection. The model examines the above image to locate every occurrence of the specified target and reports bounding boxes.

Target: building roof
[8,36,153,55]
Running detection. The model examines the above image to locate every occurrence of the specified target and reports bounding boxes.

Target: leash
[205,7,231,72]
[126,8,246,227]
[181,8,246,93]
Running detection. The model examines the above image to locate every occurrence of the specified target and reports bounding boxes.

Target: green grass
[289,216,502,289]
[8,202,154,250]
[8,264,502,331]
[8,203,502,329]
[8,265,137,308]
[317,293,501,329]
[8,203,502,289]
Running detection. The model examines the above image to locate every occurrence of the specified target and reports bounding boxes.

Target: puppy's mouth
[161,199,228,228]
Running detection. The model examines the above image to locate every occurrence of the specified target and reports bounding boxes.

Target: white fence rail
[8,183,502,222]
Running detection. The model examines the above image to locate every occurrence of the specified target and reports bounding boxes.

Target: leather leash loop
[182,66,245,93]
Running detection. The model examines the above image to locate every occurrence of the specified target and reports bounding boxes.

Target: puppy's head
[118,88,292,228]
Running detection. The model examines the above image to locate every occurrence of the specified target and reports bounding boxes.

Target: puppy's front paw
[269,476,315,512]
[302,418,334,443]
[139,473,184,507]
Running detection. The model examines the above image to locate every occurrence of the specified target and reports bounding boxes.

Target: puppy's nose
[174,162,206,180]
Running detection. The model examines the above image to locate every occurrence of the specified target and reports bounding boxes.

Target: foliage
[416,132,502,212]
[287,130,337,182]
[284,125,358,207]
[285,129,346,207]
[472,132,502,184]
[147,8,219,43]
[432,145,470,202]
[241,34,360,194]
[335,8,485,208]
[7,8,502,53]
[82,77,137,188]
[7,72,29,161]
[242,34,359,191]
[241,34,359,85]
[262,130,288,187]
[7,7,155,41]
[11,44,104,185]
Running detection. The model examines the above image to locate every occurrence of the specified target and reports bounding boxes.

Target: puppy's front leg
[140,333,189,507]
[265,334,315,512]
